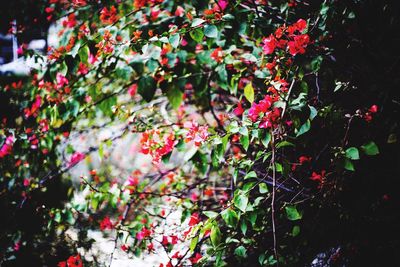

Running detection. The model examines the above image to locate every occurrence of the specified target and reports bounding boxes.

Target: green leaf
[203,211,219,219]
[138,76,156,102]
[344,158,355,171]
[296,119,311,137]
[240,135,249,151]
[292,225,300,237]
[234,246,247,258]
[345,147,360,160]
[261,131,271,148]
[244,171,257,180]
[221,209,239,227]
[285,205,302,221]
[259,183,268,193]
[191,18,205,27]
[244,82,254,103]
[234,194,248,213]
[190,236,198,252]
[169,33,180,48]
[211,224,222,247]
[240,221,247,235]
[189,28,204,43]
[166,87,183,109]
[79,45,90,63]
[361,141,379,156]
[204,25,218,38]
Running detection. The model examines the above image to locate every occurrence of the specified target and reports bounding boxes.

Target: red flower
[184,121,209,146]
[77,63,89,75]
[299,156,312,165]
[210,47,223,63]
[100,6,118,24]
[369,104,378,113]
[189,212,200,226]
[288,34,310,56]
[189,253,202,264]
[100,216,114,230]
[136,227,151,241]
[67,254,83,267]
[310,170,326,185]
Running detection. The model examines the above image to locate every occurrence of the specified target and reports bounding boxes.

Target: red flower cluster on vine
[262,19,310,56]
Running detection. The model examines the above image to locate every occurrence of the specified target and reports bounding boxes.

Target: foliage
[1,0,399,266]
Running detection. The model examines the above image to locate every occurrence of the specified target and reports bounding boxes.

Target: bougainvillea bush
[1,0,400,266]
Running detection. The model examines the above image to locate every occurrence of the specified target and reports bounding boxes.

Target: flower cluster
[183,121,209,146]
[0,135,14,158]
[57,254,83,267]
[140,130,176,163]
[248,95,281,128]
[262,19,310,56]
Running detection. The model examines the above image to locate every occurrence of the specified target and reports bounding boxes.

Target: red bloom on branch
[100,216,114,230]
[188,212,200,226]
[369,104,378,113]
[66,254,83,267]
[288,34,310,56]
[0,135,14,158]
[233,102,244,116]
[184,121,209,146]
[100,6,118,24]
[310,170,326,186]
[189,253,203,264]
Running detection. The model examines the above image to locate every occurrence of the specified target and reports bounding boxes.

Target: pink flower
[262,35,278,55]
[69,152,85,166]
[233,102,244,116]
[184,121,209,146]
[128,84,137,97]
[77,62,89,75]
[56,73,69,88]
[0,135,14,158]
[136,227,151,241]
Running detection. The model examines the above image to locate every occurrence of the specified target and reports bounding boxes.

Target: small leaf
[189,28,204,43]
[292,225,300,237]
[344,158,355,171]
[190,236,198,252]
[204,25,218,38]
[261,131,271,148]
[169,33,180,48]
[345,147,360,160]
[166,87,183,109]
[244,171,257,180]
[234,246,247,258]
[285,205,302,221]
[240,135,249,151]
[211,224,222,247]
[244,82,254,103]
[191,18,205,27]
[259,183,268,193]
[234,194,248,213]
[138,76,156,102]
[361,141,379,156]
[221,209,239,227]
[203,211,219,219]
[296,119,311,137]
[240,221,247,235]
